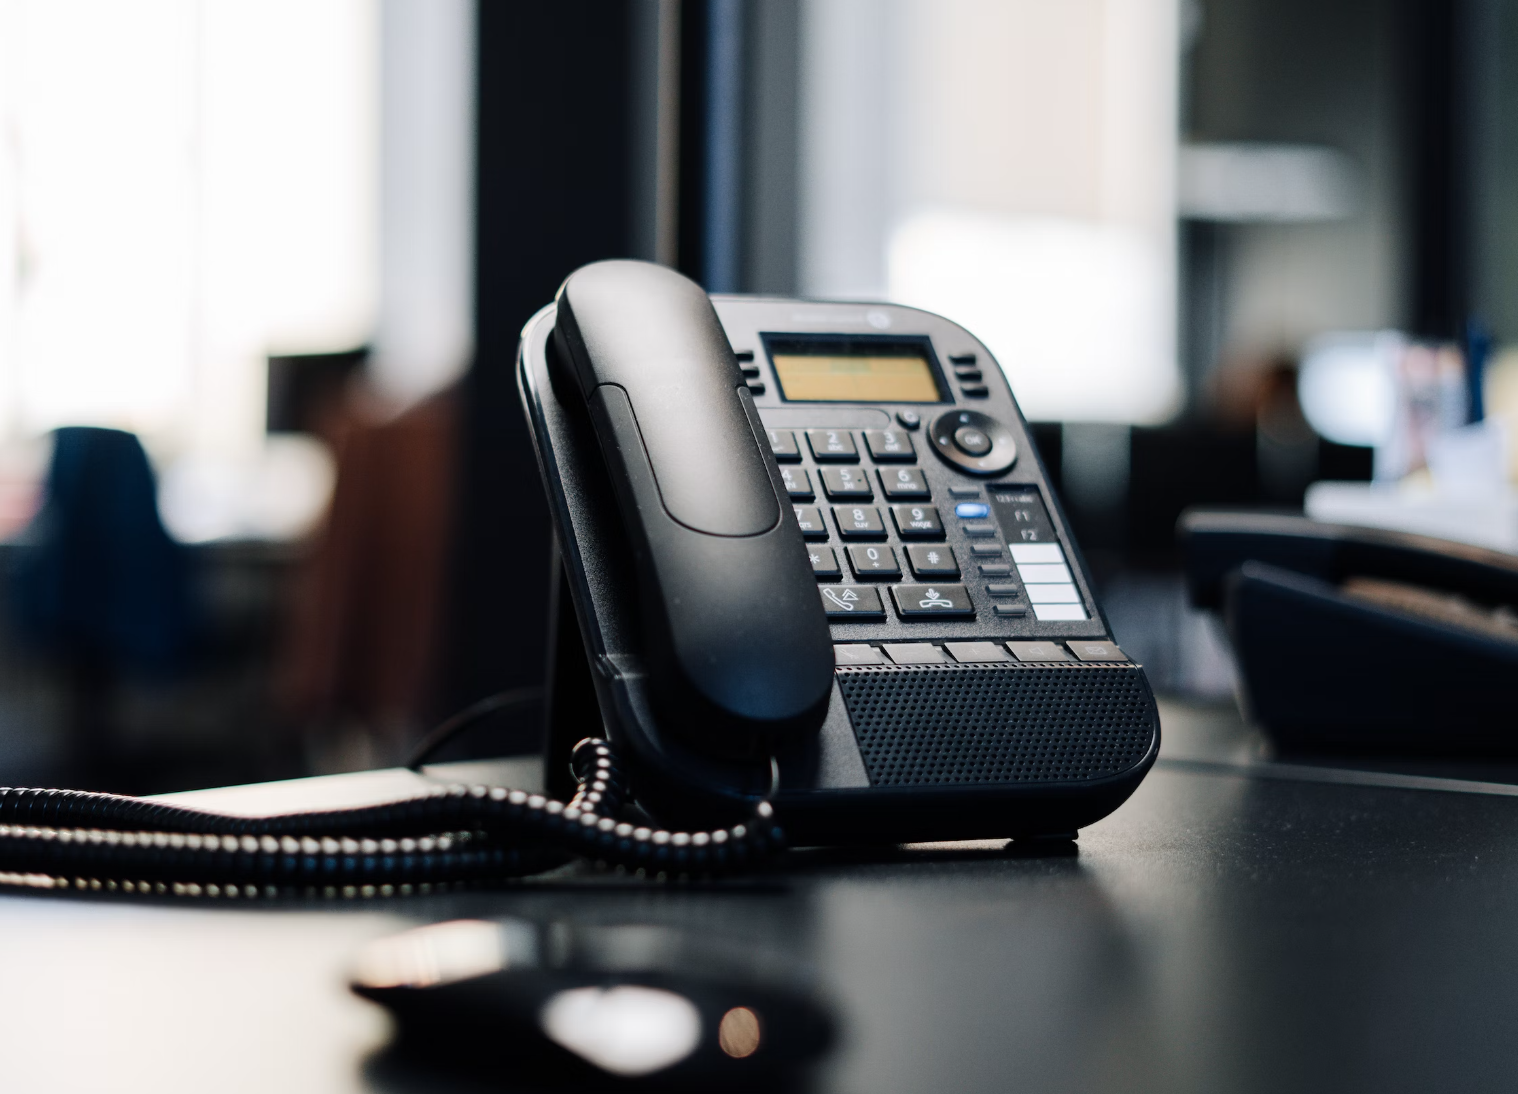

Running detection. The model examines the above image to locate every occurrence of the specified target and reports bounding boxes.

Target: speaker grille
[837,663,1156,787]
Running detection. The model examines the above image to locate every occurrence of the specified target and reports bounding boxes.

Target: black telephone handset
[551,262,833,759]
[524,260,1160,841]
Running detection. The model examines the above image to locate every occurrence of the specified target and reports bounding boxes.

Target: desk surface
[5,701,1518,1094]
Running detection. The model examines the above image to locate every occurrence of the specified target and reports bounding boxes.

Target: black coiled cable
[0,739,784,900]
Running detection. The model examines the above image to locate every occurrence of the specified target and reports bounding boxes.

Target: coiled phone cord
[0,739,785,900]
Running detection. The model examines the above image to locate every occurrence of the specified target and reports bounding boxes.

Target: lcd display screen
[765,337,946,403]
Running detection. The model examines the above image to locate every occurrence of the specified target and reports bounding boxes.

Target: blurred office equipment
[1182,510,1518,753]
[8,427,193,776]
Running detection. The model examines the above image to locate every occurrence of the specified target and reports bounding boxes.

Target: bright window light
[801,0,1181,423]
[0,0,377,459]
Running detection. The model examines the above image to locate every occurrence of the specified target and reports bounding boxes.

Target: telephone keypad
[820,466,872,499]
[821,584,885,618]
[905,544,960,578]
[793,506,828,539]
[863,429,916,462]
[807,429,858,462]
[809,545,841,579]
[890,584,974,619]
[781,466,813,499]
[833,506,886,538]
[890,504,943,539]
[880,467,930,500]
[847,544,900,579]
[767,429,800,461]
[773,422,1086,632]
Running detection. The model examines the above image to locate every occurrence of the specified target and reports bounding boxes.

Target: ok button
[953,426,992,456]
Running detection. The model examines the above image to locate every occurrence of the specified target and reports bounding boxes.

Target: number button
[808,545,841,580]
[890,504,943,539]
[863,429,916,462]
[767,429,800,462]
[832,506,886,538]
[847,545,900,579]
[879,467,930,499]
[806,429,859,462]
[905,544,960,578]
[780,466,814,500]
[820,466,873,499]
[793,506,828,539]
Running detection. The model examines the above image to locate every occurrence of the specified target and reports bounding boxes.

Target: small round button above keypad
[928,410,1018,476]
[896,409,922,430]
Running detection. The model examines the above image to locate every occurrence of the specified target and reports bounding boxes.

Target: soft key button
[1007,641,1071,662]
[883,643,945,665]
[1068,641,1128,662]
[954,502,990,519]
[945,641,1009,663]
[834,644,884,665]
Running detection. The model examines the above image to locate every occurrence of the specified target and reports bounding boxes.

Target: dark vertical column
[1403,0,1473,339]
[677,0,747,289]
[439,3,636,733]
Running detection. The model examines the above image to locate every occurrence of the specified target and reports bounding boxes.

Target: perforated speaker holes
[836,662,1156,787]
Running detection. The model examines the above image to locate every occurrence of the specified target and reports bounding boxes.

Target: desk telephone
[523,260,1159,843]
[0,260,1155,898]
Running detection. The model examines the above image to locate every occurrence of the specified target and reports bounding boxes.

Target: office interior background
[0,0,1510,792]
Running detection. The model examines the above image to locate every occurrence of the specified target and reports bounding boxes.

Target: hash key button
[832,505,886,538]
[820,584,885,618]
[905,544,960,578]
[891,583,974,619]
[807,429,858,462]
[863,429,916,462]
[820,466,873,499]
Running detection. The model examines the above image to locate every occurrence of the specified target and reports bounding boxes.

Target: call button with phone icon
[890,584,974,619]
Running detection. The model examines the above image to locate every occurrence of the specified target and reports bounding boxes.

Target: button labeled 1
[767,429,800,462]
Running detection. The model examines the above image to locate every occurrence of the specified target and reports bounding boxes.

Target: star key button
[809,545,841,580]
[890,583,974,619]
